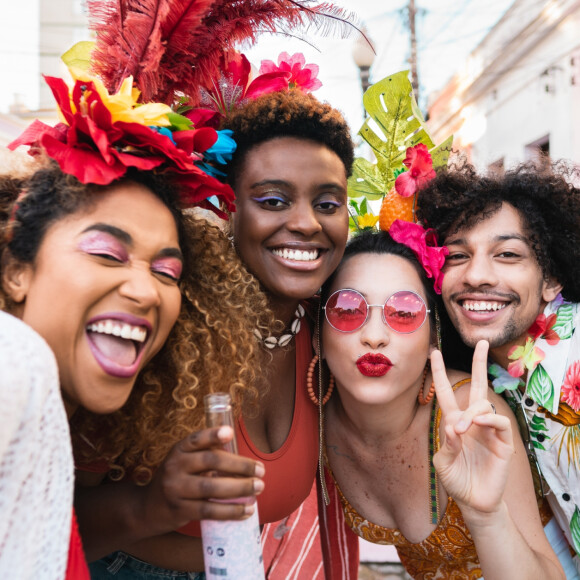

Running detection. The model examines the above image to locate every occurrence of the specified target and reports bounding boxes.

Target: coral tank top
[178,321,318,535]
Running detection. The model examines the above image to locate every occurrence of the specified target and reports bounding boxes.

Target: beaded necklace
[428,397,440,525]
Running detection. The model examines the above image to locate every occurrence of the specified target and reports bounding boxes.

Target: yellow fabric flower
[69,68,172,127]
[357,213,379,229]
[507,337,545,378]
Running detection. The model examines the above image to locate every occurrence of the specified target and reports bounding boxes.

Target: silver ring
[490,402,496,415]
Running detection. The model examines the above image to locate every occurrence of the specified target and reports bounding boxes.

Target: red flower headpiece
[199,51,323,116]
[377,143,448,293]
[9,0,360,220]
[8,73,235,217]
[389,220,449,294]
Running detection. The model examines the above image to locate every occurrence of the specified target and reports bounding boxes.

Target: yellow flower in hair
[357,213,379,229]
[69,68,172,127]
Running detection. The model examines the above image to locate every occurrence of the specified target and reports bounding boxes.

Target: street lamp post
[352,28,376,117]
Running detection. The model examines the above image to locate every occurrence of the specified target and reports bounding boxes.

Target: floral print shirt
[489,299,580,557]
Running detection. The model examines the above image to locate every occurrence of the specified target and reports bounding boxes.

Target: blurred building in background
[0,0,88,146]
[427,0,580,171]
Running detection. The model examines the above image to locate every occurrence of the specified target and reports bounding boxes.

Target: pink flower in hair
[260,52,322,92]
[395,144,436,198]
[389,219,449,294]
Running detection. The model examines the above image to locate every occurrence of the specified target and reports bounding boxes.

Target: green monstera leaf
[347,70,452,202]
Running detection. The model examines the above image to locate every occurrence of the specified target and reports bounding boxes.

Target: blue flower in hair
[204,129,236,165]
[149,125,177,145]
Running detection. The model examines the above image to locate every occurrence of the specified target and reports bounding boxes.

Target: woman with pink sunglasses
[315,230,564,580]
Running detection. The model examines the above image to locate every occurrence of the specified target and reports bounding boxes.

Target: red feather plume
[88,0,360,105]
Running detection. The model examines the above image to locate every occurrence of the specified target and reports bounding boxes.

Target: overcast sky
[0,0,510,133]
[245,0,510,134]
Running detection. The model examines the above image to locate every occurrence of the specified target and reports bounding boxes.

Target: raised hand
[431,340,514,516]
[141,426,265,535]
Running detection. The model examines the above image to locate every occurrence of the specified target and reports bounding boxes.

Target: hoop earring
[417,361,435,405]
[307,354,335,406]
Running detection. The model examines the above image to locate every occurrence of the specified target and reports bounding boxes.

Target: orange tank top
[178,321,319,535]
[237,321,319,523]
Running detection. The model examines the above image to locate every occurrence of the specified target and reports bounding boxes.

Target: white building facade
[0,0,88,146]
[427,0,580,171]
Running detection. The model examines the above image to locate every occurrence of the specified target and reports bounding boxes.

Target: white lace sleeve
[0,311,74,579]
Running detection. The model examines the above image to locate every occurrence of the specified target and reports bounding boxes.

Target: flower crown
[8,52,237,217]
[347,70,453,294]
[199,51,323,117]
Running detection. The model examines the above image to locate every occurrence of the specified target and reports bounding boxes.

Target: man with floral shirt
[418,162,580,574]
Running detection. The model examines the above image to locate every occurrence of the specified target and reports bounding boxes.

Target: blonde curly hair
[1,159,278,484]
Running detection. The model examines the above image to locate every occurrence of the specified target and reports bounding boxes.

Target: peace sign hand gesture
[431,340,515,517]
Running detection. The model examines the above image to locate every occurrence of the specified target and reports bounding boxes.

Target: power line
[420,0,475,49]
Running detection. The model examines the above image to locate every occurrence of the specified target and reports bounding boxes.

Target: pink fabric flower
[205,53,290,114]
[395,144,437,198]
[389,219,449,294]
[507,338,545,378]
[562,360,580,411]
[259,52,322,92]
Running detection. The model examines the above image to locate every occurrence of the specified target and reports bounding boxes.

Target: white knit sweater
[0,311,73,578]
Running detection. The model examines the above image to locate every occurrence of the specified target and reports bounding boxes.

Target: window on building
[488,158,504,175]
[525,135,550,162]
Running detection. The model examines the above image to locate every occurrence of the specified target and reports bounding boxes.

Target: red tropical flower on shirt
[528,313,560,345]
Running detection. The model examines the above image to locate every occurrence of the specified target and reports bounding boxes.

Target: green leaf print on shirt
[527,364,554,409]
[553,303,574,340]
[571,507,580,555]
[529,414,549,451]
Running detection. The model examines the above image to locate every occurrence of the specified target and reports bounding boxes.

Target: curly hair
[1,160,277,484]
[220,90,354,185]
[417,160,580,302]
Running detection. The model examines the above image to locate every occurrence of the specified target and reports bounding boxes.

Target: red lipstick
[356,353,392,377]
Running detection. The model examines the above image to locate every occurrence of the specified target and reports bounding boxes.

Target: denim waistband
[89,551,205,580]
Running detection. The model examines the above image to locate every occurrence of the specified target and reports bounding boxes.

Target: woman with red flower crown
[76,51,356,580]
[0,84,268,579]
